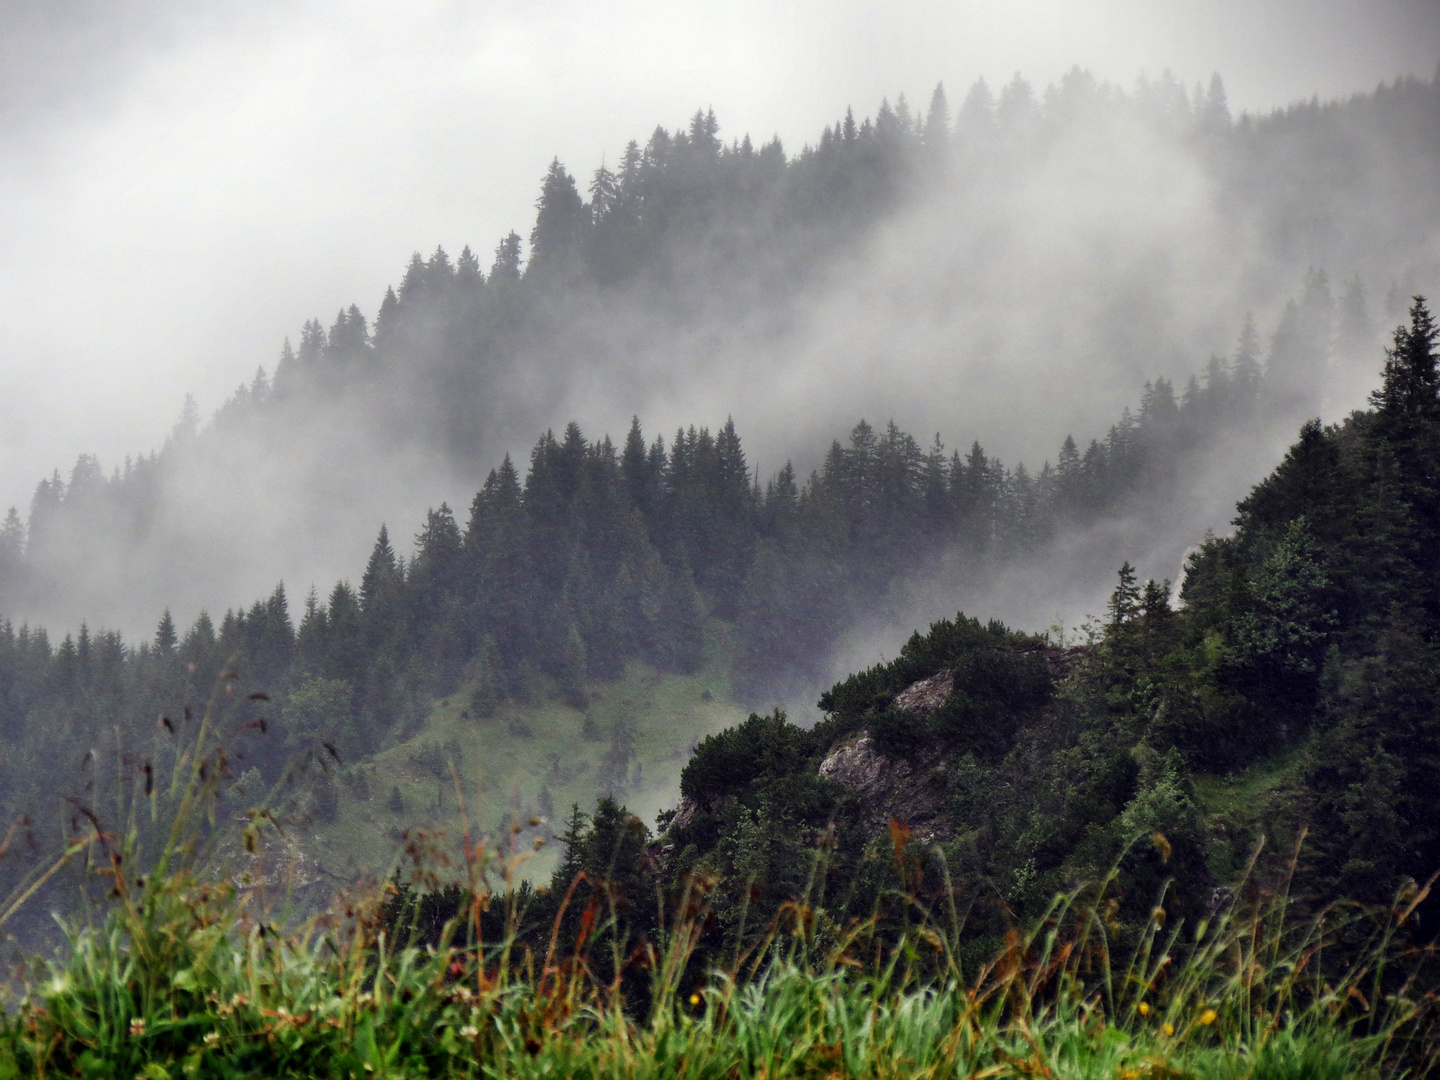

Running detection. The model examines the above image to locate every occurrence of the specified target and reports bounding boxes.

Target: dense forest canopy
[0,69,1434,646]
[0,340,1265,849]
[546,298,1440,966]
[0,67,1438,964]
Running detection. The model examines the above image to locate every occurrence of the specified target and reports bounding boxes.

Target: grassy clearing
[289,622,747,885]
[1192,751,1309,884]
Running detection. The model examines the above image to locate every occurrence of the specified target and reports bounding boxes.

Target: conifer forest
[2,9,1440,1076]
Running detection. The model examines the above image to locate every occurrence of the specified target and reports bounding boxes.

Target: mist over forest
[0,62,1429,832]
[2,68,1437,682]
[11,15,1440,1080]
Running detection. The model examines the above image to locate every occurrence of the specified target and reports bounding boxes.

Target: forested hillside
[216,297,1440,1003]
[0,339,1263,896]
[614,298,1440,962]
[0,70,1436,643]
[1,66,1438,959]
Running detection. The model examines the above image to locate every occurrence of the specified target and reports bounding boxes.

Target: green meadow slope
[274,623,747,887]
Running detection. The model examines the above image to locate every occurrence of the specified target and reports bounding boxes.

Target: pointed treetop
[1372,296,1439,421]
[155,609,177,655]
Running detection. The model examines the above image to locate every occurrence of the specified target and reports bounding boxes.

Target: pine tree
[456,245,483,287]
[956,79,996,140]
[528,160,587,280]
[1232,313,1262,401]
[360,525,400,613]
[552,802,589,889]
[1200,73,1230,130]
[924,82,950,157]
[373,287,401,353]
[490,232,523,282]
[154,610,177,656]
[687,107,721,157]
[1107,562,1140,627]
[0,507,24,569]
[621,416,655,515]
[398,252,428,301]
[1371,296,1439,423]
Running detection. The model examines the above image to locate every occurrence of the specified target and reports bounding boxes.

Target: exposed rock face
[893,670,954,714]
[667,791,733,832]
[817,733,952,845]
[668,794,700,831]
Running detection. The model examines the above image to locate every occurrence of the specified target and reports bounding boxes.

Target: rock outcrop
[817,732,951,845]
[892,670,954,714]
[667,791,733,832]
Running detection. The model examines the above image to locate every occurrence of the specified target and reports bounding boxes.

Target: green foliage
[659,297,1440,948]
[680,709,813,804]
[283,675,354,749]
[4,784,1435,1079]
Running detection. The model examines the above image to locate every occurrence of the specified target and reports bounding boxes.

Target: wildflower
[204,1032,219,1046]
[1162,1022,1175,1036]
[461,1024,480,1039]
[1200,1008,1217,1026]
[129,1018,147,1037]
[1137,1001,1150,1016]
[689,993,702,1006]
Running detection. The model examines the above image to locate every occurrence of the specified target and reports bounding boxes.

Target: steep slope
[640,297,1440,949]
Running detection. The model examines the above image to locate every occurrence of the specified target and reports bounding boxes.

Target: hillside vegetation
[5,301,1440,1078]
[3,73,1440,1077]
[654,299,1440,949]
[0,329,1290,915]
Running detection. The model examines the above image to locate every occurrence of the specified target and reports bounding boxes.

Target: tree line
[0,317,1294,841]
[486,298,1440,977]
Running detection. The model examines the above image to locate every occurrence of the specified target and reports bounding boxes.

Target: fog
[1,0,1438,649]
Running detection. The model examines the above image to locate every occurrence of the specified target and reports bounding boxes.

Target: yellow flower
[1138,1001,1150,1016]
[1200,1008,1218,1026]
[689,993,702,1006]
[1162,1022,1175,1036]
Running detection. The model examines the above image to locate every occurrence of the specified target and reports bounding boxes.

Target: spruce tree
[154,609,177,656]
[360,525,400,613]
[528,160,587,280]
[1107,562,1140,627]
[489,232,523,282]
[1371,296,1439,423]
[553,802,589,889]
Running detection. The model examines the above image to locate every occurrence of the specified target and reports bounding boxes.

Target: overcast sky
[1,0,1436,515]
